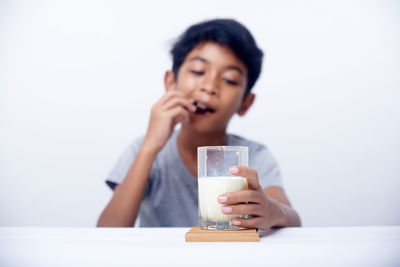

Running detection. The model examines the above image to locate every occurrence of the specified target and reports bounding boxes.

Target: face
[166,42,254,134]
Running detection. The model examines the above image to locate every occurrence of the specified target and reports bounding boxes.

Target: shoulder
[227,133,270,155]
[228,133,283,189]
[227,132,279,171]
[128,135,146,152]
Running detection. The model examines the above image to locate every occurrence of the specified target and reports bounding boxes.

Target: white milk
[198,176,248,221]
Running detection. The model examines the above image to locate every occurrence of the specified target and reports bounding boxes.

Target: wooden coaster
[185,226,259,242]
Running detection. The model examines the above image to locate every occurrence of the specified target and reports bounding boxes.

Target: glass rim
[197,146,248,152]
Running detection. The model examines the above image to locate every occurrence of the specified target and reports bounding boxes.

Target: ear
[164,70,177,92]
[237,93,255,116]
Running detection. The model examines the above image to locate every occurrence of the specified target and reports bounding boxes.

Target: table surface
[1,226,399,267]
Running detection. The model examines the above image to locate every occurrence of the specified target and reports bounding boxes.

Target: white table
[0,226,399,266]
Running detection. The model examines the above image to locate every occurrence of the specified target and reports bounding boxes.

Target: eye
[190,70,204,76]
[224,79,239,86]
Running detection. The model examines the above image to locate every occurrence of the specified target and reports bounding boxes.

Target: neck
[177,126,227,159]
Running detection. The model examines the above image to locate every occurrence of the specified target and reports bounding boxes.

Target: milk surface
[198,176,248,221]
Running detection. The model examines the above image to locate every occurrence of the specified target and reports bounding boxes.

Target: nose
[200,75,219,96]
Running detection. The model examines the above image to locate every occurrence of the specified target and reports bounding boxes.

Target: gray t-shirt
[106,131,283,227]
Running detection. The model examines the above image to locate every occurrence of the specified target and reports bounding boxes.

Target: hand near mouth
[142,91,196,153]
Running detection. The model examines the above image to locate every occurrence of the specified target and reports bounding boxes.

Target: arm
[218,166,301,230]
[263,186,301,228]
[97,145,158,227]
[97,90,196,227]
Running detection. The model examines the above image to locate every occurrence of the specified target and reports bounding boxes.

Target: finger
[165,106,190,124]
[174,115,189,125]
[229,166,261,190]
[159,90,185,104]
[163,96,196,112]
[221,203,262,217]
[159,90,193,105]
[218,190,261,205]
[231,216,263,229]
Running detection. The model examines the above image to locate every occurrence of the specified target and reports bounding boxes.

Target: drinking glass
[198,146,248,230]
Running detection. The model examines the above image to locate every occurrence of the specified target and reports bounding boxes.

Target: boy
[97,19,301,229]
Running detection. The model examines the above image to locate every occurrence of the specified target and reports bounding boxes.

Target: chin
[182,121,226,135]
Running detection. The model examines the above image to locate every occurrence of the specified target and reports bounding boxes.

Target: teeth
[196,102,207,110]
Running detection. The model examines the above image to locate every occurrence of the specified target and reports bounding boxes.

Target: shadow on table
[259,228,281,238]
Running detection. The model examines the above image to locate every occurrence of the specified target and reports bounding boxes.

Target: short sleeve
[250,145,283,189]
[105,137,144,190]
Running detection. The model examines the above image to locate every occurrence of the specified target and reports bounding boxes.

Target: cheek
[222,90,243,111]
[176,75,199,95]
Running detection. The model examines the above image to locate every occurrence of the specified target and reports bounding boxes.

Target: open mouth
[194,102,215,114]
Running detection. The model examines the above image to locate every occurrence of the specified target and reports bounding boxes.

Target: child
[97,19,301,229]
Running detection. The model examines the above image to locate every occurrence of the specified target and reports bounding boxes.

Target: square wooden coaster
[185,226,259,242]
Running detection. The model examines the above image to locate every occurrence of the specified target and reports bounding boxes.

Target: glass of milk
[198,146,248,230]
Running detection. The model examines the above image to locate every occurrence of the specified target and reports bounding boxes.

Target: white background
[0,0,399,227]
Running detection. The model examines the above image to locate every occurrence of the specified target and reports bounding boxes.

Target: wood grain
[185,226,259,242]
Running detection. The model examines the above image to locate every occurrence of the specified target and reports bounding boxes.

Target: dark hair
[170,19,263,95]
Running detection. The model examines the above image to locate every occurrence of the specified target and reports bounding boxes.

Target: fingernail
[232,220,241,226]
[230,167,239,174]
[218,196,227,203]
[222,206,232,213]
